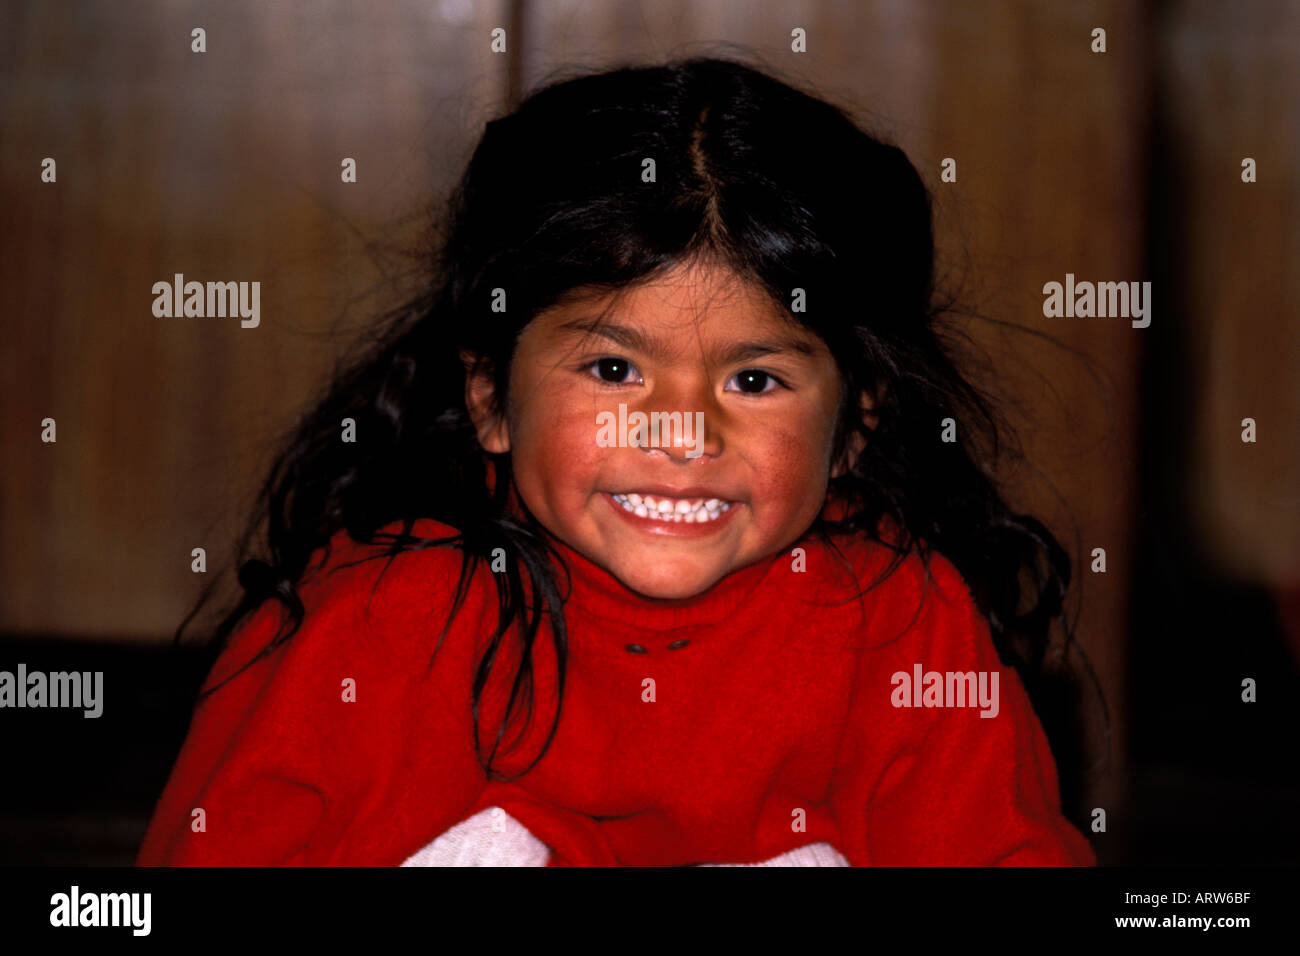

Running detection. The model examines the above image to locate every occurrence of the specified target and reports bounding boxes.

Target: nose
[637,412,719,463]
[633,375,724,463]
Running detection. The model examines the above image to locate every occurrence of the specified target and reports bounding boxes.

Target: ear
[830,385,883,478]
[460,349,511,454]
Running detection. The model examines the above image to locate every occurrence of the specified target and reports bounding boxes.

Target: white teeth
[610,492,733,523]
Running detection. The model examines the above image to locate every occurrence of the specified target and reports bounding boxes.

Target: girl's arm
[828,551,1097,866]
[136,597,333,865]
[136,535,488,865]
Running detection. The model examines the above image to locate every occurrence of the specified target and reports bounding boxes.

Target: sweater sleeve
[135,595,330,865]
[136,533,487,865]
[828,550,1096,866]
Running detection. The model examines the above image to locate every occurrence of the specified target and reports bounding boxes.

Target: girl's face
[466,260,854,600]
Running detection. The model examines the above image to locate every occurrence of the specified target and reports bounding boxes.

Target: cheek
[745,420,834,506]
[511,390,605,495]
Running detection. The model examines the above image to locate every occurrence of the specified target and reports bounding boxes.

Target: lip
[602,491,742,537]
[613,486,734,500]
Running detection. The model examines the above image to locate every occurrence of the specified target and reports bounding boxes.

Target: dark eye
[587,357,642,384]
[726,369,781,394]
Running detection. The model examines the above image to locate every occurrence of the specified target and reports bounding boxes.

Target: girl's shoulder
[298,517,489,622]
[210,519,492,690]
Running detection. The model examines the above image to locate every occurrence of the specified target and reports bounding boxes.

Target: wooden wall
[3,0,1297,855]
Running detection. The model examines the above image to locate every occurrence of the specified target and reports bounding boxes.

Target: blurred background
[1,0,1297,865]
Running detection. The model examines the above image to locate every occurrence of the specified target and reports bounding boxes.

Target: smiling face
[464,259,860,600]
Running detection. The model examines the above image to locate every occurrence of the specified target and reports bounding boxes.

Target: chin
[617,566,720,601]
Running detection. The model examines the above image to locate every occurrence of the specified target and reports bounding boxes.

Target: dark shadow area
[1124,2,1300,864]
[0,637,212,865]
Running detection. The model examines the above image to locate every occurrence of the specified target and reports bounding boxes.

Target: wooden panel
[0,0,509,638]
[1165,0,1300,586]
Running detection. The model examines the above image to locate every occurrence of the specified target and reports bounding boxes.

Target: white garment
[699,841,850,866]
[400,807,850,866]
[400,806,551,867]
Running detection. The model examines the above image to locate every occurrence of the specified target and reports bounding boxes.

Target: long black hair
[176,55,1107,803]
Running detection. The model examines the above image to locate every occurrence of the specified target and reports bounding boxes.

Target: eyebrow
[553,317,819,366]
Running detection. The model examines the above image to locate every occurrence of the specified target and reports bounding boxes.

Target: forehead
[526,262,825,359]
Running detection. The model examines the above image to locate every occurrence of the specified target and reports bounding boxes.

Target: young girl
[137,56,1099,866]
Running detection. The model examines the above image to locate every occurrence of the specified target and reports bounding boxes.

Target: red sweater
[136,512,1096,866]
